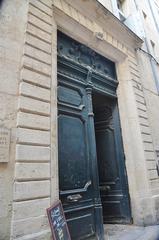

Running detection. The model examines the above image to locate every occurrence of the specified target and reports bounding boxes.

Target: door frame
[56,30,131,237]
[51,3,155,226]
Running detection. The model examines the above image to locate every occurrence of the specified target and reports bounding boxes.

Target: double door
[57,31,131,240]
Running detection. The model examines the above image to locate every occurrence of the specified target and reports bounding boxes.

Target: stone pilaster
[11,1,54,239]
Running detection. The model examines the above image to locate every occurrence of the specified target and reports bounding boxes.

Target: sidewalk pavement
[104,224,159,240]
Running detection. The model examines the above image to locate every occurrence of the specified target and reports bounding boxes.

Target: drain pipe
[134,0,159,93]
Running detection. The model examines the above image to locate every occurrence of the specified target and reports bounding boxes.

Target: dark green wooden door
[58,82,105,239]
[57,31,131,239]
[57,33,105,240]
[93,93,131,223]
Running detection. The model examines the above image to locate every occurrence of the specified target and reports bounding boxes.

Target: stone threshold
[104,224,159,240]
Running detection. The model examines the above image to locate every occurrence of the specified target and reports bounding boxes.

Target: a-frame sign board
[47,200,71,240]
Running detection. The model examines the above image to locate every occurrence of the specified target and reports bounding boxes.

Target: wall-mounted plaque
[0,127,10,162]
[47,200,71,240]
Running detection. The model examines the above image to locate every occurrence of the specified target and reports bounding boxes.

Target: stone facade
[0,0,159,239]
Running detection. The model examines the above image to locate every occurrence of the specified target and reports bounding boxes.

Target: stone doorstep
[104,224,159,240]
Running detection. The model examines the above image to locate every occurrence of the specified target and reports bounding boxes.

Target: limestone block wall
[0,0,28,239]
[136,50,159,221]
[128,52,158,184]
[135,0,159,221]
[10,0,57,239]
[134,0,159,187]
[116,53,156,225]
[127,51,159,224]
[97,0,113,12]
[116,0,159,186]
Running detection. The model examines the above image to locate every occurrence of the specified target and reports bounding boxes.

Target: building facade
[0,0,159,239]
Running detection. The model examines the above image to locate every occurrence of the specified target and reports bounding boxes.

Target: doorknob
[67,194,82,202]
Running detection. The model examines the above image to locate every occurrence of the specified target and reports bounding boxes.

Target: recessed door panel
[96,129,119,183]
[58,114,88,191]
[58,85,83,107]
[66,208,96,239]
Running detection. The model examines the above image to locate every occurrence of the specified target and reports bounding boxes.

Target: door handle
[67,194,82,202]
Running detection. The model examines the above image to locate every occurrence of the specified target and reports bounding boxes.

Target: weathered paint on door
[57,31,131,239]
[93,93,131,223]
[57,32,105,240]
[58,83,99,239]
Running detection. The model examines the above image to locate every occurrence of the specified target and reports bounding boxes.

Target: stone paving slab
[104,224,159,240]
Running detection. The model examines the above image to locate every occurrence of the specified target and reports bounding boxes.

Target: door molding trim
[51,2,157,226]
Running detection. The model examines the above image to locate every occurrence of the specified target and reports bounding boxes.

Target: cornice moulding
[53,0,143,53]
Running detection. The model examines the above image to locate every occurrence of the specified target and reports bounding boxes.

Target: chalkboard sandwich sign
[47,200,71,240]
